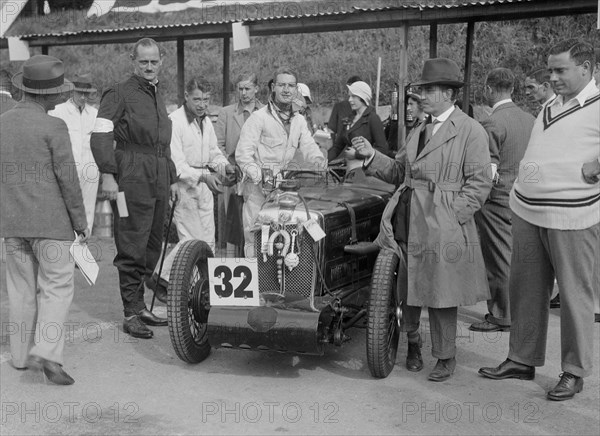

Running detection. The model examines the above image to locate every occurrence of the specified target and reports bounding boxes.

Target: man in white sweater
[479,39,599,401]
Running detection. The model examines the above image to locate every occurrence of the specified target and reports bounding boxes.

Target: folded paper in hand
[70,236,99,285]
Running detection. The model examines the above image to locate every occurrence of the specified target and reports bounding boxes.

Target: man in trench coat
[354,58,492,382]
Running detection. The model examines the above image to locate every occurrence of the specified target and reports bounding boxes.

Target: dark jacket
[91,74,176,184]
[328,105,389,161]
[1,101,87,239]
[480,102,535,203]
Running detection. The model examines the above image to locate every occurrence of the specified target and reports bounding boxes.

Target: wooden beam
[429,24,437,58]
[396,25,409,152]
[177,37,184,104]
[222,36,230,106]
[462,21,475,116]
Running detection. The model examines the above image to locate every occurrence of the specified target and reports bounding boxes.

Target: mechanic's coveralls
[91,75,177,317]
[236,102,326,257]
[156,105,229,283]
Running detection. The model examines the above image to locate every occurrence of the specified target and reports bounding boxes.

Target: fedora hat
[12,55,73,95]
[413,58,464,88]
[71,72,97,93]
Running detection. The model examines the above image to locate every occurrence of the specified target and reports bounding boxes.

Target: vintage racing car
[166,170,403,378]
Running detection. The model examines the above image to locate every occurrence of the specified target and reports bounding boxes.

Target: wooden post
[222,36,230,106]
[396,25,409,152]
[463,21,475,116]
[429,23,438,58]
[375,57,382,110]
[177,37,184,104]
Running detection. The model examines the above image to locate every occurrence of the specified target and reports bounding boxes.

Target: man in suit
[215,72,263,257]
[479,39,599,401]
[354,58,492,382]
[0,69,17,115]
[1,55,90,385]
[470,68,535,332]
[50,73,99,231]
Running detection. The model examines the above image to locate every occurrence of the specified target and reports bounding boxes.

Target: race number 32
[208,259,260,306]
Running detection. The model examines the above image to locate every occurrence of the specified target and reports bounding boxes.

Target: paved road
[1,237,599,435]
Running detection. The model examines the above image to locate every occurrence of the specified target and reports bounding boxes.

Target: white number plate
[207,258,260,306]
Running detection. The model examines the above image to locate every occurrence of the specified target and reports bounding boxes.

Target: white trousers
[4,237,75,367]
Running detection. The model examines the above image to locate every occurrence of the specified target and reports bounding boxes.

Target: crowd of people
[0,38,598,403]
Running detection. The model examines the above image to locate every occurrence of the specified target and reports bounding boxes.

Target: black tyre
[168,240,213,363]
[366,249,401,378]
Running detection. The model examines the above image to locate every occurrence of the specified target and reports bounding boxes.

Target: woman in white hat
[327,81,389,163]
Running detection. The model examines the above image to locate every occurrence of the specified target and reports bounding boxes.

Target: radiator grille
[254,224,317,299]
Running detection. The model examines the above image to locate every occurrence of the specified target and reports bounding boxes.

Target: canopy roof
[1,0,596,48]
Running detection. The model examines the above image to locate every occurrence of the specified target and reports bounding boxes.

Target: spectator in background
[525,67,556,107]
[0,69,17,115]
[327,81,389,163]
[327,75,361,144]
[479,39,599,401]
[469,68,535,333]
[296,83,315,134]
[405,91,426,137]
[91,38,179,339]
[216,72,264,257]
[50,73,99,231]
[1,55,89,384]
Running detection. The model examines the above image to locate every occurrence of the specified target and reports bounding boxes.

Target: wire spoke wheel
[366,249,401,378]
[168,240,213,363]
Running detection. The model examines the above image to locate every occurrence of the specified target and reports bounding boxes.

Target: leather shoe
[479,358,535,380]
[547,372,583,401]
[26,355,74,385]
[406,336,423,372]
[145,276,167,304]
[428,357,456,382]
[469,320,509,332]
[550,294,560,308]
[123,315,154,339]
[138,308,168,326]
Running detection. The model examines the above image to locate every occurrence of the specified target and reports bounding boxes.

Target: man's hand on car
[351,136,375,160]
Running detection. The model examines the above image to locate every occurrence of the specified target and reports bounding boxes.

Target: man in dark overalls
[91,38,179,339]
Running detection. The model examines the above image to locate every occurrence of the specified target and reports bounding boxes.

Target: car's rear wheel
[366,249,401,378]
[168,240,213,363]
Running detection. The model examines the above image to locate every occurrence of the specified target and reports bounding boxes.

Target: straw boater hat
[413,58,464,88]
[71,72,97,93]
[12,55,73,94]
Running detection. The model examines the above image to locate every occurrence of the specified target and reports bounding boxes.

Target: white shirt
[430,105,455,136]
[49,99,98,167]
[491,98,512,113]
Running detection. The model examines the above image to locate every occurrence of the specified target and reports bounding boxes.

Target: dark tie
[243,110,250,122]
[416,116,439,157]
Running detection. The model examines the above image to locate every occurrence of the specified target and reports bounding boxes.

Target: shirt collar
[492,98,512,112]
[432,105,455,123]
[183,103,205,125]
[237,100,257,115]
[67,98,90,114]
[551,79,598,108]
[0,89,12,97]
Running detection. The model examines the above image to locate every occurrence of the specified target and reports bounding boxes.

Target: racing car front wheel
[366,249,401,378]
[168,240,213,363]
